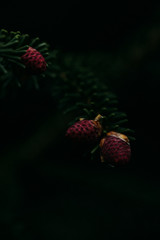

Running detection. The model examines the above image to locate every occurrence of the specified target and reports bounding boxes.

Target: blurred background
[0,1,160,239]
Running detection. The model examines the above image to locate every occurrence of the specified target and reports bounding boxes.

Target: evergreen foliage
[0,29,53,96]
[0,29,135,164]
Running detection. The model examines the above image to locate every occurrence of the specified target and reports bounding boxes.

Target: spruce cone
[100,131,131,166]
[21,46,46,74]
[66,114,103,145]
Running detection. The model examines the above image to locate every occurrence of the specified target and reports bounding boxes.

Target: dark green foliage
[43,51,134,162]
[0,28,134,164]
[50,55,134,138]
[0,29,55,97]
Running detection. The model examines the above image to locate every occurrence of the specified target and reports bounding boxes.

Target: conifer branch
[0,28,135,164]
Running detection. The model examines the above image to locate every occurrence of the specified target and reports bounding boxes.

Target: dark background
[0,1,160,239]
[1,1,159,170]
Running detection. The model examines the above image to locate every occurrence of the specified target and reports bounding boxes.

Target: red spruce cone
[21,46,47,74]
[100,131,131,166]
[66,114,103,145]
